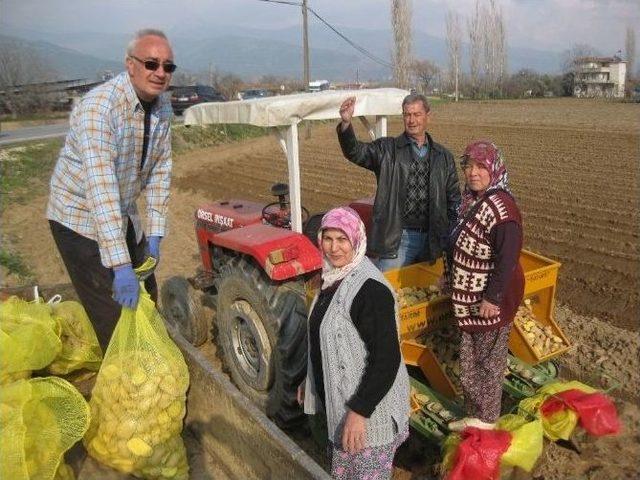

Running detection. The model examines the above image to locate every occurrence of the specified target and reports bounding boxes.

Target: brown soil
[2,98,639,479]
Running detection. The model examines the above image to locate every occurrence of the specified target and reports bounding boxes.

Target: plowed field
[174,98,640,331]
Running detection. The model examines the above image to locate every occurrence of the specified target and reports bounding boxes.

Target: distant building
[573,56,626,98]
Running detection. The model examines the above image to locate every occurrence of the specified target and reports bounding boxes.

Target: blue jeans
[374,228,428,272]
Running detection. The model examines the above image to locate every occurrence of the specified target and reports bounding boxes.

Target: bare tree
[0,40,57,116]
[467,0,482,98]
[411,59,440,94]
[391,0,413,89]
[480,0,507,96]
[626,26,636,80]
[445,9,462,101]
[560,43,599,73]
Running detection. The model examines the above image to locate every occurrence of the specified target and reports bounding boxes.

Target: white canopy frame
[183,88,409,232]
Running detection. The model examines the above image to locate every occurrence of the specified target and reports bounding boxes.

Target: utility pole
[302,0,311,138]
[302,0,310,92]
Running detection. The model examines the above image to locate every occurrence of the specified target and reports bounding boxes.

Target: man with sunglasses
[47,28,176,349]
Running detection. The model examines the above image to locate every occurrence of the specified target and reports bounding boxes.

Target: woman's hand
[479,299,500,318]
[341,409,367,454]
[297,383,305,406]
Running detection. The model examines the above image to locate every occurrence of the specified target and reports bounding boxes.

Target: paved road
[0,123,69,146]
[0,116,184,147]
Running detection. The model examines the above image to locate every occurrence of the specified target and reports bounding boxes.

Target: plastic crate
[387,250,568,364]
[384,260,451,339]
[402,338,460,399]
[508,251,570,365]
[403,334,559,401]
[409,378,463,442]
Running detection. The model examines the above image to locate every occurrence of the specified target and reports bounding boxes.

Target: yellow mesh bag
[0,377,90,480]
[518,380,597,441]
[496,414,544,472]
[84,285,189,480]
[0,297,62,385]
[48,301,103,375]
[53,462,75,480]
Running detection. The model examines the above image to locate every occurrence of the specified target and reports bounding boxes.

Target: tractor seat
[303,213,324,245]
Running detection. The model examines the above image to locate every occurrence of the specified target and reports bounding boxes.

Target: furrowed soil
[1,98,638,479]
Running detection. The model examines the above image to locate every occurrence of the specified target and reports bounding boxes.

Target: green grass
[172,123,268,154]
[0,248,33,280]
[0,139,63,209]
[0,112,69,123]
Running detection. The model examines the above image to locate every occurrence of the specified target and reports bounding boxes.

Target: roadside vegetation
[0,140,62,285]
[0,140,63,208]
[172,123,267,154]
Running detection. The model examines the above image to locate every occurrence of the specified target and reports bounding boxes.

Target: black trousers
[49,220,158,350]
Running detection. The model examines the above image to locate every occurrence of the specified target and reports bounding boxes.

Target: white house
[573,56,627,98]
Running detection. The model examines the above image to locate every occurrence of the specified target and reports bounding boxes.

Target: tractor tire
[215,256,307,428]
[160,276,209,347]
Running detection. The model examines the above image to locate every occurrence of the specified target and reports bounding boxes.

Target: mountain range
[0,22,564,84]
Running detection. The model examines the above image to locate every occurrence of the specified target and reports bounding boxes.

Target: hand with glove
[112,264,140,309]
[147,236,162,264]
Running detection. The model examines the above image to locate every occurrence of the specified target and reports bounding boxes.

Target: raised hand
[339,96,356,125]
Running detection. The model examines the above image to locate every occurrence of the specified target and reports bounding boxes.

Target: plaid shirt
[47,72,173,268]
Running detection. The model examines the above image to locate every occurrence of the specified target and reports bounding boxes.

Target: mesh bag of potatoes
[0,377,90,480]
[84,286,190,479]
[47,301,103,376]
[0,297,62,385]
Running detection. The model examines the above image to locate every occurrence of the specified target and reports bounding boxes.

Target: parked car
[170,85,226,115]
[239,89,271,100]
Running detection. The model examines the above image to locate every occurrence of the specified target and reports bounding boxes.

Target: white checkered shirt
[47,72,173,268]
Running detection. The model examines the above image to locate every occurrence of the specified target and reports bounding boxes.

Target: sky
[2,0,638,55]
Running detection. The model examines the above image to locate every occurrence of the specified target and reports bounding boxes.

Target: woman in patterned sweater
[444,140,525,431]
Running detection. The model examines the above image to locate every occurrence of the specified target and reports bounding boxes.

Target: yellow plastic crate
[387,250,568,364]
[401,339,460,400]
[384,260,451,339]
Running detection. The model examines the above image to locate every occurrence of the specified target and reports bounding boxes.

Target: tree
[411,59,440,94]
[560,43,599,73]
[559,43,599,95]
[391,0,413,89]
[445,9,463,101]
[0,39,57,116]
[480,0,507,97]
[467,0,483,98]
[625,26,636,80]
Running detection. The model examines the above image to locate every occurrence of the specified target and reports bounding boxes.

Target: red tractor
[160,89,407,427]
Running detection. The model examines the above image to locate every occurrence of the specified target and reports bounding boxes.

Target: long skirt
[328,428,409,480]
[459,325,511,423]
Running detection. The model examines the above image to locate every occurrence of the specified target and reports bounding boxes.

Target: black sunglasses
[129,55,177,73]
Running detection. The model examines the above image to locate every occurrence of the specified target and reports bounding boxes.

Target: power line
[306,7,393,69]
[256,0,393,69]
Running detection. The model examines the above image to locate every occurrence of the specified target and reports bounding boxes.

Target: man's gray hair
[402,93,430,113]
[125,29,169,57]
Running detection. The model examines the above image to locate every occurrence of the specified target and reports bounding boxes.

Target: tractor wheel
[160,276,209,346]
[215,256,307,428]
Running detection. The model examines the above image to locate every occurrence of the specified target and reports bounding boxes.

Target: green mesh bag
[0,377,90,480]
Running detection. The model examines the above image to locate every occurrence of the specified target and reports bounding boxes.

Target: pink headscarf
[317,207,367,289]
[457,139,512,222]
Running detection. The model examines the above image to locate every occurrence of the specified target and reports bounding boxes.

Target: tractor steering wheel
[261,202,310,229]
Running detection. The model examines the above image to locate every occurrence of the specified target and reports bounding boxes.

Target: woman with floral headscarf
[297,206,410,480]
[444,140,525,431]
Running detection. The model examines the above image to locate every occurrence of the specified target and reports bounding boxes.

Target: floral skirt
[328,428,409,480]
